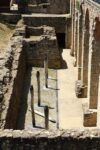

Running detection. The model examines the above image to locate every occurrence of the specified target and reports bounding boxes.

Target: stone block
[84,110,97,127]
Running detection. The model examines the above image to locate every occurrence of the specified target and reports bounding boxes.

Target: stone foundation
[0,129,100,149]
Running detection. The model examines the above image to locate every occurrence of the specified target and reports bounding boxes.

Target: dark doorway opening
[56,33,65,49]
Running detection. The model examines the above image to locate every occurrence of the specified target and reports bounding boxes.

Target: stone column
[81,10,90,97]
[76,12,80,67]
[77,12,84,80]
[70,0,75,56]
[74,11,79,66]
[87,19,93,99]
[89,19,100,109]
[73,10,77,61]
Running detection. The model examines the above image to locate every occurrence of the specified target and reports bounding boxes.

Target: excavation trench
[3,25,65,130]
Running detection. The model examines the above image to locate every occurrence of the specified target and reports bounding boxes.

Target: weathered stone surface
[29,0,70,14]
[0,129,99,149]
[0,24,27,129]
[24,25,61,68]
[22,14,70,33]
[0,0,100,149]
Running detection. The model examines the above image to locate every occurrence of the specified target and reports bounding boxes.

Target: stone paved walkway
[58,49,83,129]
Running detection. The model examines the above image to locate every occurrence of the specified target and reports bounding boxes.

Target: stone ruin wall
[0,18,62,129]
[0,0,72,130]
[0,129,100,149]
[0,24,27,129]
[28,0,70,14]
[23,14,72,48]
[0,0,100,148]
[24,25,61,68]
[23,15,68,33]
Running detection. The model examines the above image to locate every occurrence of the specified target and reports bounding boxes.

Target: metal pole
[44,106,49,129]
[30,85,35,127]
[36,71,41,106]
[44,54,48,88]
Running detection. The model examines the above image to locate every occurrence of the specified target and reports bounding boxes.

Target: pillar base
[84,110,97,127]
[82,102,97,127]
[75,80,87,98]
